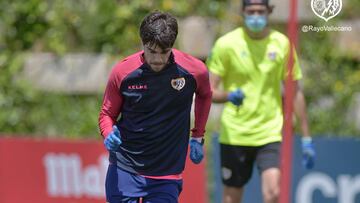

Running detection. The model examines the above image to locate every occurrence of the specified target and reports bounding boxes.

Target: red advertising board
[0,137,208,203]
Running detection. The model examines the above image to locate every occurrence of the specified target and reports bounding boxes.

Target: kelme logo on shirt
[171,77,185,91]
[128,84,148,90]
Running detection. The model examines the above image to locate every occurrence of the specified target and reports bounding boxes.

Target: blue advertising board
[212,134,360,203]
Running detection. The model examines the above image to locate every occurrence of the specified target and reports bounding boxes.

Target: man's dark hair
[140,11,178,49]
[242,0,274,11]
[243,0,269,7]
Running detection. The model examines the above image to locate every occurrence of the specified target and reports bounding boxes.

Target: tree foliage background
[0,0,359,138]
[0,0,228,138]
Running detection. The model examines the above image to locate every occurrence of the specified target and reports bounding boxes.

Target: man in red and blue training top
[99,11,212,203]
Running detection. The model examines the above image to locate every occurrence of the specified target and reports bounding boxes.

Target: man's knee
[263,186,279,203]
[261,168,280,203]
[223,186,244,203]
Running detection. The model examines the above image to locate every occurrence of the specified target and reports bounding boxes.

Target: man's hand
[302,137,315,169]
[228,89,245,106]
[104,125,122,151]
[189,138,204,164]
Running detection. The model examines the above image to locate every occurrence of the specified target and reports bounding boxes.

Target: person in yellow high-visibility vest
[207,0,315,202]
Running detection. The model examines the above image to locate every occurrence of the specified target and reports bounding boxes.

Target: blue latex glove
[104,125,122,151]
[227,89,245,106]
[189,138,204,164]
[302,137,315,169]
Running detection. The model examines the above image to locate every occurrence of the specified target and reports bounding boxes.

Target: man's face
[243,5,270,33]
[143,44,172,72]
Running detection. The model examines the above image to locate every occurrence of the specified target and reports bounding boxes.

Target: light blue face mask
[244,14,267,32]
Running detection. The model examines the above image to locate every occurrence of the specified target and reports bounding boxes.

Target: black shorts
[220,142,280,187]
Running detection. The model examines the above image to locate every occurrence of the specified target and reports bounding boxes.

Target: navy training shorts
[105,164,183,203]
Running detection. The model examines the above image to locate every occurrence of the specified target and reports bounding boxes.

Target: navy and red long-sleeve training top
[98,49,212,176]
